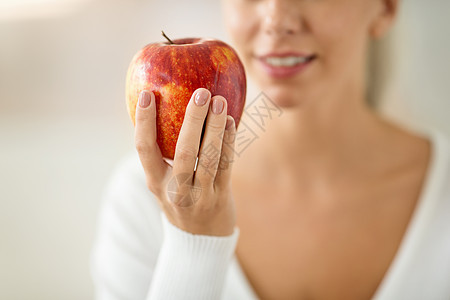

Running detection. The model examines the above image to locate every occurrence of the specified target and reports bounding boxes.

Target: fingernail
[194,89,209,106]
[212,97,224,114]
[139,91,151,108]
[225,116,234,130]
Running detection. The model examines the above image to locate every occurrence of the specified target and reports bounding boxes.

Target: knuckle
[207,121,225,132]
[199,149,219,168]
[175,146,197,162]
[135,109,149,123]
[219,153,234,169]
[170,190,196,207]
[224,130,236,145]
[196,167,216,183]
[145,177,162,194]
[185,109,206,124]
[135,139,150,153]
[135,136,157,154]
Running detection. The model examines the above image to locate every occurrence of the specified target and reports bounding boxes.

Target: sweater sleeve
[148,212,239,300]
[90,152,240,300]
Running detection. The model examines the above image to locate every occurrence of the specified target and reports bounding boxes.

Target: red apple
[125,32,247,160]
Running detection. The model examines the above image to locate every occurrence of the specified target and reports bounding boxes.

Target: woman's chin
[263,86,308,109]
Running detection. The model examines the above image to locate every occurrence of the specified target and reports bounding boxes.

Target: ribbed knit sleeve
[147,212,240,300]
[90,151,240,300]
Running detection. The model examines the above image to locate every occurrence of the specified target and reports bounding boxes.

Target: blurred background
[0,0,449,299]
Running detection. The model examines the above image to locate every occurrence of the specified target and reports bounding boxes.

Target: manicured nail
[225,116,234,130]
[212,97,224,114]
[139,91,151,108]
[194,89,210,106]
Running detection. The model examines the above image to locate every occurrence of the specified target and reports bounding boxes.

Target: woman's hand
[134,88,237,236]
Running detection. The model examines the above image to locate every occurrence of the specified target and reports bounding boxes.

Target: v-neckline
[371,127,446,299]
[230,127,445,300]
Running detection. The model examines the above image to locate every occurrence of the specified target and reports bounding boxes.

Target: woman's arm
[90,155,239,300]
[148,211,239,299]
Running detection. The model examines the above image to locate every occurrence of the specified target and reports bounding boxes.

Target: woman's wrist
[160,211,240,254]
[146,212,240,299]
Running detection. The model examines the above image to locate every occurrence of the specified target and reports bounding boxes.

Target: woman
[91,0,450,299]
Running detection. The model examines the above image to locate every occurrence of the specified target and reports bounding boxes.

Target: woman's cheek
[225,7,258,64]
[228,7,255,41]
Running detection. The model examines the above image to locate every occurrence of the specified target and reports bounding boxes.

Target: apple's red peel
[214,64,221,89]
[125,34,247,160]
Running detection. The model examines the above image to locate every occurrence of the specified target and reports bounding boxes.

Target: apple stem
[161,31,174,44]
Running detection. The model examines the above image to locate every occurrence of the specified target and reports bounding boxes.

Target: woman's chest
[233,188,420,300]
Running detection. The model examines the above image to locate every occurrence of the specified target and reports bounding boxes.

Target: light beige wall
[378,0,450,136]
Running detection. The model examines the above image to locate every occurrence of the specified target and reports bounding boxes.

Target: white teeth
[263,56,310,67]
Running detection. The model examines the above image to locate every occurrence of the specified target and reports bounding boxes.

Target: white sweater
[90,126,450,300]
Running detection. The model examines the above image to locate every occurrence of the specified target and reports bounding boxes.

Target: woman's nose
[262,0,302,36]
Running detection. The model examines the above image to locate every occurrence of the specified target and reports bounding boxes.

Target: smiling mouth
[260,55,316,67]
[255,53,317,79]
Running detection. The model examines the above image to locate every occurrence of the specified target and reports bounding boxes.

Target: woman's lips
[257,55,316,79]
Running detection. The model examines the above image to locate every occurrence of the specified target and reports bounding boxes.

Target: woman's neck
[233,89,395,194]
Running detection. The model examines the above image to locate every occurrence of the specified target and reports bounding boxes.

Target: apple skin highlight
[126,37,247,160]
